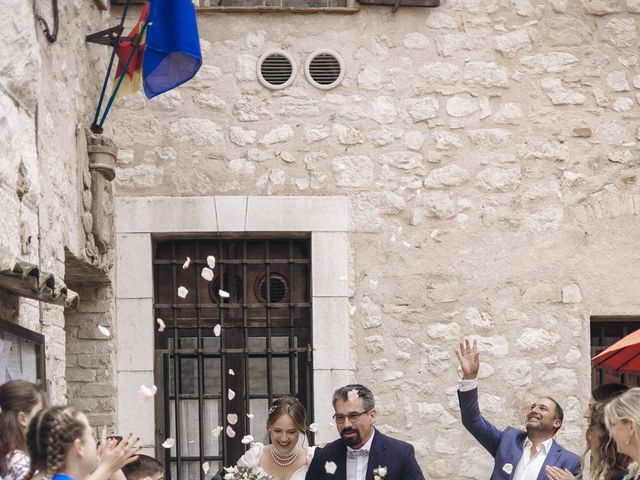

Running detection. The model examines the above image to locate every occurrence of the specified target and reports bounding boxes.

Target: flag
[113,2,150,97]
[142,0,202,99]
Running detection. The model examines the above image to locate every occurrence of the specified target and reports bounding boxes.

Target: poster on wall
[0,333,38,384]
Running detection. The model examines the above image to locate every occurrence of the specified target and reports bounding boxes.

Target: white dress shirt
[512,437,553,480]
[346,429,376,480]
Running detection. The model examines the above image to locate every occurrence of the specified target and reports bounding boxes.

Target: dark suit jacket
[305,430,425,480]
[458,387,581,480]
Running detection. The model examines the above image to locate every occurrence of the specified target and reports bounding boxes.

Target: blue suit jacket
[305,430,425,480]
[458,387,581,480]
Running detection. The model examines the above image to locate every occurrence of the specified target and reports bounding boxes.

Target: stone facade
[107,2,640,477]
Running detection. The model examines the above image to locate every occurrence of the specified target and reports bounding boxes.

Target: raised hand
[545,466,576,480]
[90,430,141,480]
[455,338,480,380]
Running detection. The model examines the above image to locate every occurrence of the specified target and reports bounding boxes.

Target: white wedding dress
[237,443,316,480]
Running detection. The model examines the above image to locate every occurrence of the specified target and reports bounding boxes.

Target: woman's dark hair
[592,383,630,403]
[266,395,307,433]
[0,380,48,475]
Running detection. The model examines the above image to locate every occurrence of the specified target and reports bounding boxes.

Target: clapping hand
[455,338,480,380]
[91,428,141,480]
[545,466,576,480]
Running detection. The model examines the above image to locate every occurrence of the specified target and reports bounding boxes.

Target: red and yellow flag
[114,2,150,97]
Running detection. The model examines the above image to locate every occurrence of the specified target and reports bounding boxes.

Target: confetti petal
[228,369,235,375]
[246,413,255,419]
[178,286,188,298]
[308,423,319,433]
[347,389,359,403]
[227,413,238,425]
[218,289,230,298]
[214,324,221,337]
[212,426,223,438]
[241,435,254,444]
[162,438,175,449]
[226,426,236,438]
[325,461,337,475]
[182,257,191,269]
[328,420,336,429]
[98,325,110,337]
[201,267,214,282]
[349,306,357,316]
[202,462,210,474]
[228,388,236,400]
[136,384,158,403]
[207,255,216,269]
[156,318,166,332]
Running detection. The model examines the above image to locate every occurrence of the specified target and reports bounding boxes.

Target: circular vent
[210,273,243,303]
[257,50,295,90]
[255,273,289,303]
[305,50,345,90]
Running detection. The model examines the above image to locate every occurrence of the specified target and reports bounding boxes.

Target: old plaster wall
[0,0,117,418]
[108,0,640,476]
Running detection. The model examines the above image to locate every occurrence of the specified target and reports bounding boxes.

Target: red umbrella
[592,328,640,375]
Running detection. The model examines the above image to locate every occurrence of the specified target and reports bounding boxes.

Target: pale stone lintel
[313,368,353,444]
[115,195,349,233]
[117,370,155,446]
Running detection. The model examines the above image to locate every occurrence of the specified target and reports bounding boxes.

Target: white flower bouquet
[223,466,272,480]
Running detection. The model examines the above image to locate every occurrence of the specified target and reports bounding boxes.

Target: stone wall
[1,0,112,405]
[108,1,640,477]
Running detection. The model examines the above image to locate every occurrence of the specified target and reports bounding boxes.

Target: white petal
[347,389,359,402]
[228,388,236,400]
[226,426,236,438]
[207,255,216,269]
[227,413,238,425]
[328,421,336,429]
[98,325,111,337]
[156,318,166,332]
[212,426,223,438]
[349,306,357,316]
[402,241,411,248]
[246,413,255,419]
[325,461,337,475]
[178,286,188,298]
[182,257,191,269]
[136,384,158,402]
[201,267,214,282]
[228,369,235,375]
[218,289,230,298]
[214,324,221,337]
[202,462,210,474]
[162,438,175,449]
[308,422,319,432]
[241,435,254,444]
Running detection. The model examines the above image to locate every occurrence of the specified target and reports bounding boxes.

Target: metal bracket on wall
[86,25,135,47]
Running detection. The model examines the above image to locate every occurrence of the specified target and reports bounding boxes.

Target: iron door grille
[153,238,313,480]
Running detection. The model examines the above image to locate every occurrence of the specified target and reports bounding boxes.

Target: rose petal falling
[202,462,210,474]
[228,388,236,400]
[214,324,221,337]
[328,421,336,429]
[227,413,238,425]
[136,384,158,403]
[212,426,223,438]
[218,289,230,298]
[246,413,255,419]
[98,325,111,337]
[162,438,175,449]
[347,389,359,402]
[156,318,166,332]
[182,257,191,269]
[241,435,254,444]
[325,461,337,475]
[178,286,188,298]
[207,255,216,269]
[201,267,214,282]
[308,423,319,433]
[228,369,235,375]
[349,306,357,316]
[226,426,236,438]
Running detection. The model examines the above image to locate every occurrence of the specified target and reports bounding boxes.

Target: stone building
[4,0,640,478]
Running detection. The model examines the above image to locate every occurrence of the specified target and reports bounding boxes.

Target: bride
[237,396,315,480]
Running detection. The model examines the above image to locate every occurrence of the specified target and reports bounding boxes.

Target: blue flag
[142,0,202,99]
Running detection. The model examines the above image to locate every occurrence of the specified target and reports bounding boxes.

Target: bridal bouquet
[223,466,272,480]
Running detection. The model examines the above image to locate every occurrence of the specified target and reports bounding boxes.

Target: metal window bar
[154,238,312,480]
[591,320,640,388]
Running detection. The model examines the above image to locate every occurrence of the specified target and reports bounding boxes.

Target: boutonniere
[502,463,513,474]
[373,466,387,480]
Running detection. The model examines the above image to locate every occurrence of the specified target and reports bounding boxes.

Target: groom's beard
[340,427,361,447]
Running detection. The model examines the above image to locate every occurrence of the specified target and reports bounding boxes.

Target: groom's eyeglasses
[333,410,370,424]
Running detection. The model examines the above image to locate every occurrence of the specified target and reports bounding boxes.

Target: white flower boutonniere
[373,466,388,480]
[502,463,513,474]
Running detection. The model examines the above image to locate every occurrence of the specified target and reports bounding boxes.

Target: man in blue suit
[455,339,581,480]
[305,384,425,480]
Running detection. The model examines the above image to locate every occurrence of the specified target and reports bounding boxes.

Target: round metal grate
[256,273,289,303]
[305,50,345,90]
[257,50,296,90]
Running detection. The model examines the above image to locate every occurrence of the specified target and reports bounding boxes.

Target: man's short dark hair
[332,384,375,411]
[542,396,564,431]
[122,454,164,480]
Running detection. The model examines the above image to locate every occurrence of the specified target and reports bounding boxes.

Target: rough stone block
[523,283,562,303]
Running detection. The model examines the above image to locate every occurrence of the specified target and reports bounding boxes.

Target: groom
[305,384,425,480]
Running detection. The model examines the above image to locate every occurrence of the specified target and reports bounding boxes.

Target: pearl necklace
[271,445,300,467]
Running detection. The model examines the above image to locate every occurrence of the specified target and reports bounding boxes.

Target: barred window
[153,237,313,480]
[591,316,640,388]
